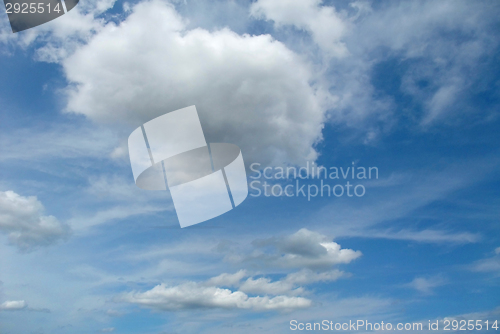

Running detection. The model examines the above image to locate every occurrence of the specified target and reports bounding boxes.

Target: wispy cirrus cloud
[250,0,349,57]
[0,123,119,162]
[238,269,345,296]
[470,247,500,275]
[351,228,480,244]
[404,275,448,295]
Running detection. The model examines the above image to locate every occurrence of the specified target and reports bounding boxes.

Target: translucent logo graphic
[128,106,248,228]
[3,0,79,33]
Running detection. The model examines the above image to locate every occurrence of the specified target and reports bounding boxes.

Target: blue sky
[0,0,499,333]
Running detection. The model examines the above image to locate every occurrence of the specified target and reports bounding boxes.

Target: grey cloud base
[0,190,70,252]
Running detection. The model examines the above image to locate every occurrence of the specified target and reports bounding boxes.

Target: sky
[0,0,499,333]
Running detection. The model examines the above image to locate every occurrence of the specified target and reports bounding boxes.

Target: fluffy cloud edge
[0,190,71,252]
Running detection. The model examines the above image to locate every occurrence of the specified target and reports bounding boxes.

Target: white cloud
[206,270,247,287]
[119,230,356,312]
[62,0,333,168]
[0,300,27,311]
[241,228,362,269]
[312,163,494,245]
[64,173,175,232]
[471,249,500,274]
[250,0,348,57]
[248,0,392,139]
[3,0,496,153]
[249,0,499,136]
[239,269,344,296]
[120,282,311,311]
[68,204,167,232]
[239,276,300,296]
[85,174,170,204]
[405,275,447,294]
[423,83,462,125]
[285,268,344,285]
[346,0,499,127]
[0,190,70,252]
[0,123,119,162]
[364,228,480,244]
